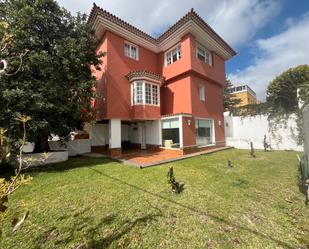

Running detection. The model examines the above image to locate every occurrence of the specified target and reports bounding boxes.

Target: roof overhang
[126,71,165,85]
[89,4,236,61]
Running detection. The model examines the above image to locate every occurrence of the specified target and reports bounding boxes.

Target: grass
[1,149,309,248]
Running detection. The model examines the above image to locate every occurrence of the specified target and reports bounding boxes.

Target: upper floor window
[197,43,212,65]
[124,41,139,60]
[199,85,205,101]
[132,81,160,106]
[165,44,182,66]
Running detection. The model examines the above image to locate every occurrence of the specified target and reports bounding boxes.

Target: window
[132,81,159,106]
[195,119,214,146]
[165,44,182,65]
[162,118,180,148]
[197,43,212,65]
[124,41,139,60]
[152,85,158,105]
[133,81,143,104]
[199,85,205,101]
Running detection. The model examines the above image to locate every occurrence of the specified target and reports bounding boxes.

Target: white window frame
[131,81,160,106]
[198,85,205,101]
[196,43,212,65]
[124,41,139,60]
[165,44,182,66]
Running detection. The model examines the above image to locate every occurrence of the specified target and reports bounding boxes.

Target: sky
[56,0,309,101]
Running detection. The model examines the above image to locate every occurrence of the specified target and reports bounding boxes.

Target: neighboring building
[86,4,236,156]
[229,85,257,107]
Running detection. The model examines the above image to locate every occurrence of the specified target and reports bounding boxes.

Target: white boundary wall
[224,112,303,151]
[303,105,309,157]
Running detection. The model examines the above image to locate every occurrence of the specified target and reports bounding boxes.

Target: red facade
[88,4,236,151]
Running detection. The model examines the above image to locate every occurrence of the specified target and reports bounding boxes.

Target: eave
[88,4,237,61]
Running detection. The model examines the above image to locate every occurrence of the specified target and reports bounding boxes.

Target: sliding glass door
[195,119,213,146]
[161,118,180,148]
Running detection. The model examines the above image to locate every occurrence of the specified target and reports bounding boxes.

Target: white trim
[128,76,162,85]
[142,80,145,104]
[159,147,181,151]
[158,119,162,147]
[197,144,216,148]
[93,17,234,60]
[161,114,192,120]
[130,83,133,106]
[179,116,183,148]
[212,119,216,144]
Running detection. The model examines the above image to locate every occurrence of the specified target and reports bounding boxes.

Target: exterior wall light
[218,120,222,126]
[187,119,191,126]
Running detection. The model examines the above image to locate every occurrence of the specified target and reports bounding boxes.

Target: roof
[88,3,156,44]
[126,70,165,85]
[88,4,236,60]
[157,9,235,56]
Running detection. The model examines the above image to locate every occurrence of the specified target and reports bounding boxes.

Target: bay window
[132,81,160,106]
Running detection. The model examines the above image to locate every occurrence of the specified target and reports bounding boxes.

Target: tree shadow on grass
[86,213,161,248]
[87,166,296,249]
[24,156,118,175]
[34,205,162,249]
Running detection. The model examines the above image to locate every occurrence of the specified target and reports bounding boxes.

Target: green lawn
[1,149,309,249]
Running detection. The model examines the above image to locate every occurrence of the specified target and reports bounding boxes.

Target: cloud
[229,12,309,100]
[55,0,280,47]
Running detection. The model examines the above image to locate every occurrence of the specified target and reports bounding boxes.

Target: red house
[87,4,236,156]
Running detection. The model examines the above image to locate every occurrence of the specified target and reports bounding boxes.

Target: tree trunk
[33,135,50,153]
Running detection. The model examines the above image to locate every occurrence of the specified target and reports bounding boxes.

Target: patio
[111,146,232,168]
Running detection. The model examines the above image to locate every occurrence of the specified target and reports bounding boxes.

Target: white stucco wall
[109,119,121,148]
[22,151,68,167]
[49,139,91,156]
[88,120,161,148]
[303,106,309,157]
[145,120,161,145]
[128,123,140,144]
[90,123,108,146]
[224,112,303,151]
[121,124,129,141]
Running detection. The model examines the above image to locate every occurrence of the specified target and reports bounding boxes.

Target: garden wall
[224,112,303,151]
[303,105,309,157]
[48,139,91,156]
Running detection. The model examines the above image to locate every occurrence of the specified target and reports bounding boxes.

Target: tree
[267,65,309,115]
[223,79,241,114]
[266,65,309,144]
[0,0,103,152]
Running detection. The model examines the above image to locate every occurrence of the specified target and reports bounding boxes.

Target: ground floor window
[162,118,180,148]
[195,119,214,146]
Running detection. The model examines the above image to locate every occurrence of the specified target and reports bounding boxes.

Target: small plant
[0,114,32,235]
[250,141,256,158]
[263,135,272,152]
[227,160,233,168]
[167,167,184,194]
